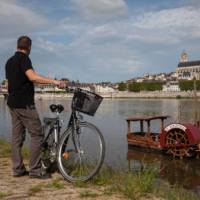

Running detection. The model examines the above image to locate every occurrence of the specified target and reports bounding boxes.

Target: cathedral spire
[180,50,188,62]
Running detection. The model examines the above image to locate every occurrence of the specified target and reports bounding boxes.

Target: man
[5,36,66,179]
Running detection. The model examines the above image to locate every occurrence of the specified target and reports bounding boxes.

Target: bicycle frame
[66,110,82,153]
[42,116,61,148]
[42,108,82,153]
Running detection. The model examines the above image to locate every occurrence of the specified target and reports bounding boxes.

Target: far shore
[0,91,199,99]
[33,91,200,99]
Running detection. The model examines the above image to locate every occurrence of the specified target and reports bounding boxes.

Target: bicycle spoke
[57,122,105,182]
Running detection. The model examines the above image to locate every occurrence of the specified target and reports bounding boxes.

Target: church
[176,51,200,80]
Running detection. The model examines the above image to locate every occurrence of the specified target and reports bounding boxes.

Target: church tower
[180,51,188,62]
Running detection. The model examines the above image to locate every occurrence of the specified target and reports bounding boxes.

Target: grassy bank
[79,166,199,200]
[0,138,199,200]
[0,138,29,159]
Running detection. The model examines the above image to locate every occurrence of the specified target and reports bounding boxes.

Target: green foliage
[176,95,182,99]
[128,82,140,92]
[1,80,7,85]
[128,82,163,92]
[179,80,200,91]
[118,82,127,91]
[179,80,194,91]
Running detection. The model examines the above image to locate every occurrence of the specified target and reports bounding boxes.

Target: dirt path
[0,158,127,200]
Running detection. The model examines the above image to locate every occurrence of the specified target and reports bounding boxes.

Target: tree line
[118,80,199,92]
[118,82,163,92]
[179,80,200,91]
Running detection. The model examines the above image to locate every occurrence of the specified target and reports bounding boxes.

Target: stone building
[176,51,200,80]
[162,81,180,92]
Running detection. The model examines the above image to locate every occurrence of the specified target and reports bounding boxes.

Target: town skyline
[0,0,200,82]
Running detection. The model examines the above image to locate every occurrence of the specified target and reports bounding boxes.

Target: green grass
[0,138,29,158]
[0,139,11,158]
[80,191,99,198]
[28,179,65,197]
[85,165,199,200]
[0,192,9,199]
[73,165,158,200]
[155,184,200,200]
[45,179,65,189]
[28,185,42,196]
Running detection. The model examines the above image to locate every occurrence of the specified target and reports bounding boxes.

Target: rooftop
[178,60,200,68]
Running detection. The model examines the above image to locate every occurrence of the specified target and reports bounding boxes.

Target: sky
[0,0,200,83]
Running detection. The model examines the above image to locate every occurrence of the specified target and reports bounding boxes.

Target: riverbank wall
[0,91,198,99]
[34,91,198,99]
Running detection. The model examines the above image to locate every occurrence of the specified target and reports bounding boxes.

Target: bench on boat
[126,115,170,149]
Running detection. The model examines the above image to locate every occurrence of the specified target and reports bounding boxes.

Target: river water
[1,97,200,194]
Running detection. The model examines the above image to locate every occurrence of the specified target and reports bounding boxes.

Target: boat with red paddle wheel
[126,115,200,159]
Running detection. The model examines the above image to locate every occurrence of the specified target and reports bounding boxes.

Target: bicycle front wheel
[57,122,105,182]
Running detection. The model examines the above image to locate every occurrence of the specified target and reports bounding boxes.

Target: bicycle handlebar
[65,87,81,93]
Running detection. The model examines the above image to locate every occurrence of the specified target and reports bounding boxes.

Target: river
[1,97,200,195]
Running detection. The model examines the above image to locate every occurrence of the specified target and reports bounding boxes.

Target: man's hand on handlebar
[53,80,68,88]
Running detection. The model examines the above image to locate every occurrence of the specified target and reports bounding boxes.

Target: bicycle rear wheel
[57,122,105,182]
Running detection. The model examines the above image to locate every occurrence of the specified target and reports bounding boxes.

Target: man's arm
[25,69,66,87]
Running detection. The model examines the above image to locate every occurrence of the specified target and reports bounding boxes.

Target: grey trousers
[9,106,44,176]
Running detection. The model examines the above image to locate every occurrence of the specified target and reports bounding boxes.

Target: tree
[118,82,127,91]
[128,81,162,92]
[128,82,140,92]
[179,80,193,91]
[1,80,7,86]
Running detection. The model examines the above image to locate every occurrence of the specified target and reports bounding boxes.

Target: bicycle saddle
[50,104,64,113]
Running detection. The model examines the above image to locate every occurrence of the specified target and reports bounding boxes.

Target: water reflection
[127,146,200,192]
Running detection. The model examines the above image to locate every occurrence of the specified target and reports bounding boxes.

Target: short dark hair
[17,36,32,50]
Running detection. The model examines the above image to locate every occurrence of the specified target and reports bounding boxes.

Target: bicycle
[41,88,105,182]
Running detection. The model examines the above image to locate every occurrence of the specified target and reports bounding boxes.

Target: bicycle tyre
[57,122,105,182]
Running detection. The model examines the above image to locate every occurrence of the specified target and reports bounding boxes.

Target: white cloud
[79,6,200,45]
[0,1,48,38]
[133,7,200,29]
[70,0,127,21]
[130,6,200,43]
[36,38,66,53]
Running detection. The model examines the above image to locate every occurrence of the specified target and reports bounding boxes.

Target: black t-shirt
[5,51,35,108]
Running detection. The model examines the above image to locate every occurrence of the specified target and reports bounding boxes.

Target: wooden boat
[126,115,200,158]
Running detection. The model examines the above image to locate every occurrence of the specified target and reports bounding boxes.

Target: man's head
[17,36,32,55]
